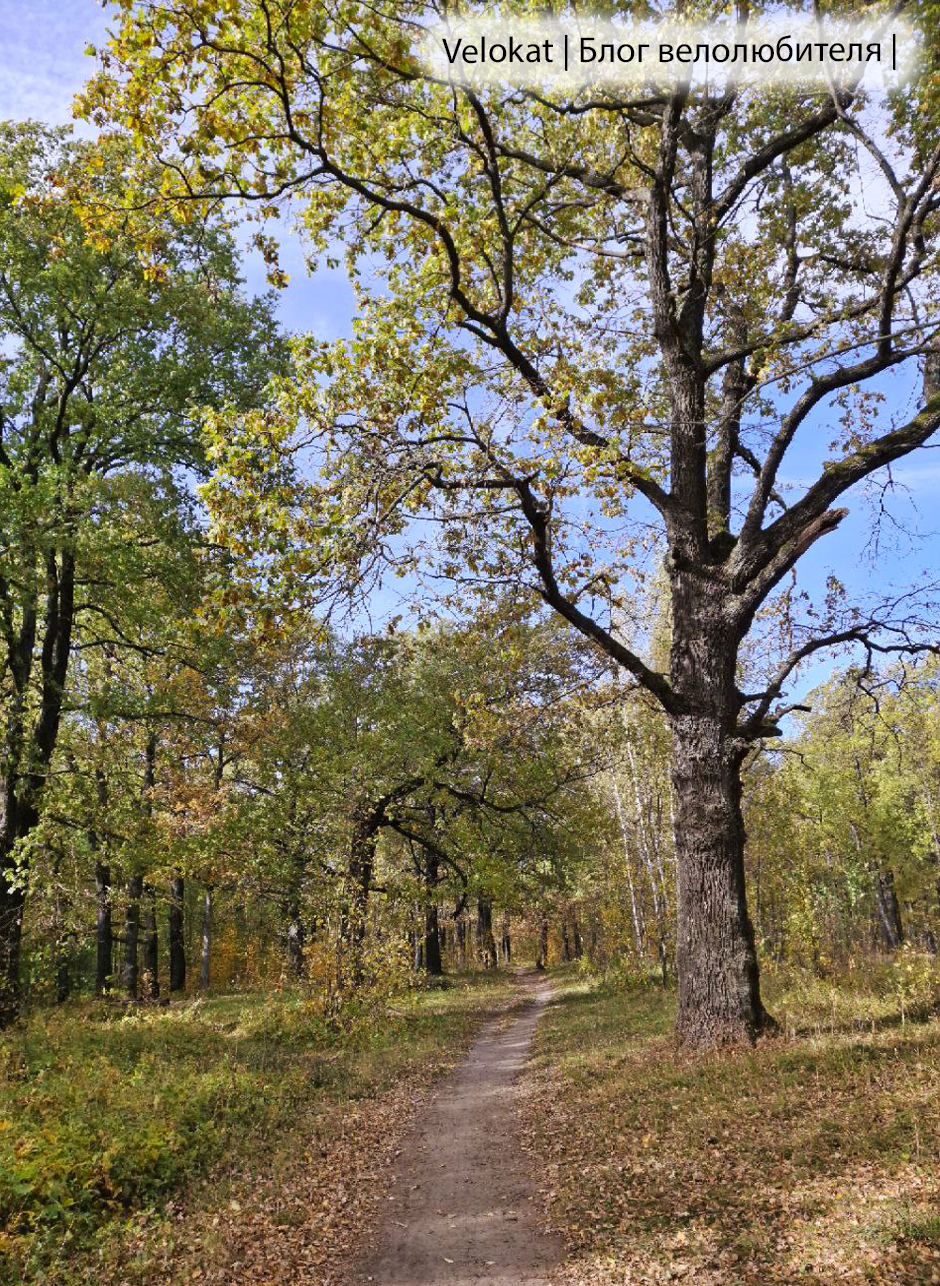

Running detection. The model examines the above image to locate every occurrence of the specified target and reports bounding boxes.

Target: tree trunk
[571,917,582,960]
[536,913,549,970]
[456,917,466,968]
[123,874,143,999]
[501,914,512,963]
[95,860,112,995]
[875,868,904,949]
[54,936,71,1003]
[476,899,497,968]
[424,902,442,975]
[560,918,572,962]
[287,914,305,978]
[612,775,646,956]
[168,874,186,992]
[341,811,379,984]
[424,848,442,975]
[670,707,768,1044]
[143,884,159,999]
[200,885,213,990]
[0,551,76,1027]
[0,889,24,1025]
[668,570,769,1045]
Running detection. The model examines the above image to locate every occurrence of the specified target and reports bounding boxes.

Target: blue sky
[2,1,938,703]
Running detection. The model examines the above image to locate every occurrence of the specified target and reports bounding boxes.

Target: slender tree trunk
[424,848,443,975]
[501,913,512,962]
[476,899,497,968]
[123,874,143,999]
[143,884,159,999]
[612,776,646,956]
[536,913,549,970]
[669,576,770,1045]
[168,875,186,992]
[424,902,442,975]
[560,918,572,962]
[0,873,24,1025]
[0,795,38,1022]
[571,916,582,960]
[456,917,466,968]
[341,811,379,984]
[286,846,305,979]
[287,913,305,978]
[875,869,904,949]
[95,860,112,995]
[54,938,71,1003]
[0,551,76,1027]
[200,885,213,990]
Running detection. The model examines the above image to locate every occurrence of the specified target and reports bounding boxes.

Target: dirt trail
[351,974,562,1286]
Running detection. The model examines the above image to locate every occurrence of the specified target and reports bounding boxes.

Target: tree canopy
[76,0,940,1042]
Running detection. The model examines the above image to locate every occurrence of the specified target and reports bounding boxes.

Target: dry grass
[520,958,940,1285]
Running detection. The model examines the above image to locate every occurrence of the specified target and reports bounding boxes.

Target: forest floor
[520,961,940,1286]
[0,971,519,1286]
[350,969,562,1286]
[5,958,940,1286]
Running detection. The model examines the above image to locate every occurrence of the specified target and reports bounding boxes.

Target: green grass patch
[0,970,514,1284]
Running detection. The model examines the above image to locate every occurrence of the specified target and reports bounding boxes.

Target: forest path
[350,972,562,1286]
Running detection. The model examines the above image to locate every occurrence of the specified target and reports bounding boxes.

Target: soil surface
[351,973,563,1286]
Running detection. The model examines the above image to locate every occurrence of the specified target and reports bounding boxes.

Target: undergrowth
[0,971,513,1284]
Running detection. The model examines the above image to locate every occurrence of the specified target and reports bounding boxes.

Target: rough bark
[536,913,549,970]
[671,709,766,1043]
[669,571,770,1046]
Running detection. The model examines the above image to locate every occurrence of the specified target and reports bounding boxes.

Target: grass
[521,956,940,1285]
[0,970,517,1285]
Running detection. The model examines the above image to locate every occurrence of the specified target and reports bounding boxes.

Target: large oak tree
[84,0,940,1043]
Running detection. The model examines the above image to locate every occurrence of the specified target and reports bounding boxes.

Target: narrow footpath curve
[351,974,563,1286]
